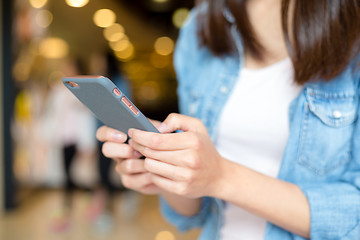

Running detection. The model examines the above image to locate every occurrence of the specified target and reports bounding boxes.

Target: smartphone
[62,75,159,134]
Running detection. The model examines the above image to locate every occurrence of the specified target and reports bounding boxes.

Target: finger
[120,172,153,190]
[96,126,128,143]
[130,141,192,167]
[129,129,198,151]
[150,174,184,195]
[148,119,162,129]
[160,113,207,133]
[117,159,147,174]
[102,142,141,159]
[144,158,191,181]
[140,183,162,195]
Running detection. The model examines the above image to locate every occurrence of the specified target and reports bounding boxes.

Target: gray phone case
[62,75,159,134]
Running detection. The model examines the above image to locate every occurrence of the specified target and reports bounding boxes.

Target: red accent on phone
[121,96,139,115]
[113,88,121,96]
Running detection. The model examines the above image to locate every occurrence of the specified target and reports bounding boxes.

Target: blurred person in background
[87,50,136,233]
[44,57,97,232]
[96,1,360,240]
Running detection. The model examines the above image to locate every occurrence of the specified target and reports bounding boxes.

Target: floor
[0,189,200,240]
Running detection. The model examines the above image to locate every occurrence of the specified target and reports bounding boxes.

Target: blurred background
[0,0,200,239]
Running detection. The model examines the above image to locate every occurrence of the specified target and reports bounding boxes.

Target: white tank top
[215,58,302,240]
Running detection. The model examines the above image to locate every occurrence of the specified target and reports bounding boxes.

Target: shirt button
[332,110,342,119]
[220,86,228,94]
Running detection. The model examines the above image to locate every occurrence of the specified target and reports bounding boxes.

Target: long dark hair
[197,0,360,84]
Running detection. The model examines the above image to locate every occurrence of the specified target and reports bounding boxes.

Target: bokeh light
[152,0,168,3]
[65,0,89,8]
[155,231,175,240]
[35,10,53,28]
[114,43,134,61]
[154,37,174,56]
[172,8,190,29]
[93,9,116,28]
[29,0,48,9]
[112,39,130,52]
[39,37,69,59]
[103,23,125,42]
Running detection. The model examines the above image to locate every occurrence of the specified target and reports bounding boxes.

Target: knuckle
[143,146,150,155]
[167,113,179,125]
[168,113,178,120]
[194,118,202,126]
[150,134,163,148]
[176,183,189,196]
[125,160,134,173]
[144,159,151,171]
[186,171,196,183]
[193,136,202,150]
[140,174,152,187]
[188,133,201,148]
[186,151,200,169]
[124,145,133,158]
[101,142,112,158]
[181,170,195,183]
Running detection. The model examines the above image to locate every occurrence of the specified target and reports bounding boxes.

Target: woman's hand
[128,113,226,198]
[96,123,162,195]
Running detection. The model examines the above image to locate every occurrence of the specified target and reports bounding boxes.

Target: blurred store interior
[0,0,200,239]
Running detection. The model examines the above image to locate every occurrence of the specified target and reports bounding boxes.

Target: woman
[97,0,360,239]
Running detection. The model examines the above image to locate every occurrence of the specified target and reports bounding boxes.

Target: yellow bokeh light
[39,37,69,59]
[29,0,47,8]
[115,43,134,61]
[103,23,125,42]
[112,39,130,52]
[172,8,190,29]
[93,9,116,28]
[153,0,168,3]
[109,35,128,49]
[154,37,174,56]
[155,231,175,240]
[35,10,53,28]
[65,0,89,8]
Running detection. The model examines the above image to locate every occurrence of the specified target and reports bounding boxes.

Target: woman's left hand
[128,113,226,199]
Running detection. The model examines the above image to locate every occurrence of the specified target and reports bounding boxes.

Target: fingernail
[128,128,134,138]
[133,150,141,158]
[111,132,126,141]
[158,123,168,133]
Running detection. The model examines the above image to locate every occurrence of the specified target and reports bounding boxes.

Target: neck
[244,0,289,69]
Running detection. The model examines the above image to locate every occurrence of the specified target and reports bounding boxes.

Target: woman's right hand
[96,125,162,195]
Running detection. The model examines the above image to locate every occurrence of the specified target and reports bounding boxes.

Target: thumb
[158,113,206,133]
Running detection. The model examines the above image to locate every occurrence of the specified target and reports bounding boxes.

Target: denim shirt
[160,8,360,240]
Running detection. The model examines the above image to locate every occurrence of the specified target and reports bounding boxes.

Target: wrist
[160,191,202,217]
[210,158,236,199]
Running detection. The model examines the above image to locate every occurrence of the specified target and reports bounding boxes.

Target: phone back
[62,76,159,134]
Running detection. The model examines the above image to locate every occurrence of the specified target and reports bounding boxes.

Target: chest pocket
[298,88,358,176]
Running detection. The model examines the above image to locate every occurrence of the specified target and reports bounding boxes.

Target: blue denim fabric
[160,8,360,240]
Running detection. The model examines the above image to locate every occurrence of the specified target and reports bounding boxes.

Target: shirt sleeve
[159,196,213,232]
[299,65,360,239]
